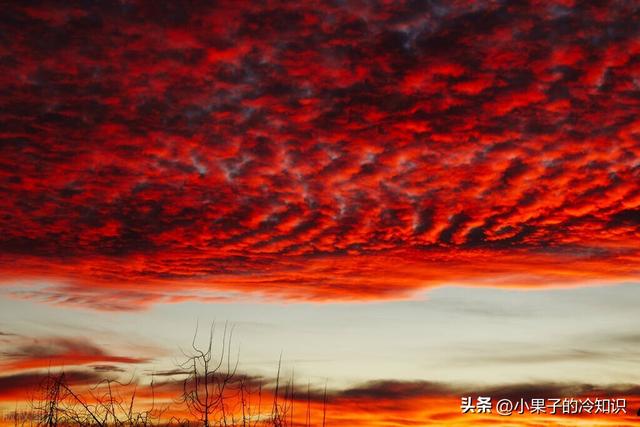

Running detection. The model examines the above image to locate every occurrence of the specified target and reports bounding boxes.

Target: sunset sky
[1,0,640,425]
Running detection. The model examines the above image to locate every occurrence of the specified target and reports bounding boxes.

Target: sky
[1,0,640,425]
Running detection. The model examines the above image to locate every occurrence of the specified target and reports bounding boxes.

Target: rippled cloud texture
[1,0,639,309]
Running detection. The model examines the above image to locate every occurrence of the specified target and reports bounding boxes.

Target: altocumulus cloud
[0,0,639,309]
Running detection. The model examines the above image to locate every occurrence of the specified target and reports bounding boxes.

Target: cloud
[322,379,640,426]
[0,370,103,401]
[3,282,238,311]
[0,1,639,309]
[336,380,454,400]
[0,336,150,372]
[91,364,127,373]
[329,379,640,402]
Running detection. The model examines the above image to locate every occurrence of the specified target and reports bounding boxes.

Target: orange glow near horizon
[1,377,638,426]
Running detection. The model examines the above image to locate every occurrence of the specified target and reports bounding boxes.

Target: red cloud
[0,336,149,372]
[0,1,639,309]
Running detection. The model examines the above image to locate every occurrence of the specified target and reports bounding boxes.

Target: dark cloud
[336,380,454,400]
[92,364,127,373]
[1,336,150,371]
[0,370,103,401]
[330,378,640,402]
[474,382,640,402]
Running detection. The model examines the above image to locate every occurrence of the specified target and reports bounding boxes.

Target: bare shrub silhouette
[21,370,166,427]
[15,323,328,427]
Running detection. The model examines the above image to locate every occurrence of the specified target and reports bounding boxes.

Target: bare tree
[177,322,239,427]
